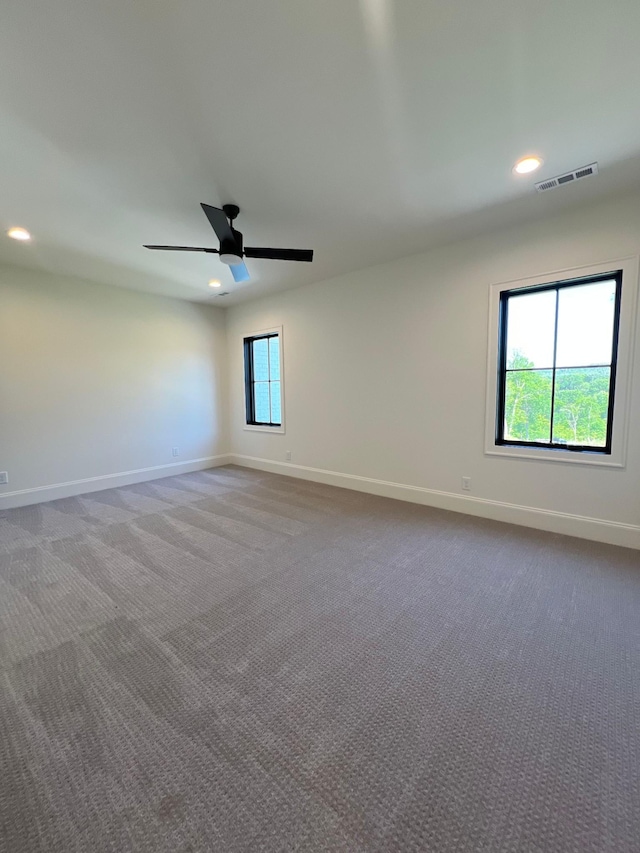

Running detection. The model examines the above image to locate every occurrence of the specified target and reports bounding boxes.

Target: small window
[244,331,283,428]
[496,271,622,453]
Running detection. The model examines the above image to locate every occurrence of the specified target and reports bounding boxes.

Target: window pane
[552,367,610,447]
[269,336,280,381]
[270,381,281,424]
[506,290,556,369]
[555,280,616,368]
[253,382,270,422]
[504,369,553,443]
[252,338,269,381]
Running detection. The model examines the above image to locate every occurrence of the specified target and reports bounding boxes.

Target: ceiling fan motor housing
[220,229,243,264]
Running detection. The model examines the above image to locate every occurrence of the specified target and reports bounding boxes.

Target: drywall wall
[0,265,228,506]
[225,192,640,547]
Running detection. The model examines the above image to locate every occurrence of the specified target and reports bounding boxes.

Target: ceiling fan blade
[144,245,219,253]
[230,262,251,283]
[244,247,314,262]
[200,203,235,245]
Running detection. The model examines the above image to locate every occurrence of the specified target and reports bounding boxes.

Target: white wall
[0,265,228,506]
[226,192,640,548]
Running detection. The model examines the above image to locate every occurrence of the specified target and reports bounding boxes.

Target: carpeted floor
[0,466,639,852]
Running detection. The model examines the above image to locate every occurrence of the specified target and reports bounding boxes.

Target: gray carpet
[0,466,639,852]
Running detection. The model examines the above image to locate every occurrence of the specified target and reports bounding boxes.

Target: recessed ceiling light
[513,156,543,175]
[7,226,31,241]
[208,279,222,288]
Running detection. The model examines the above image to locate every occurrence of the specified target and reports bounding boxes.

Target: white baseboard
[229,454,640,550]
[0,454,232,510]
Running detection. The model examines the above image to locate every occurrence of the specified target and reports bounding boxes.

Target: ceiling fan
[144,203,314,283]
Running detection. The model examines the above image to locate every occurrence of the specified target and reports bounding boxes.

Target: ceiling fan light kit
[144,203,313,284]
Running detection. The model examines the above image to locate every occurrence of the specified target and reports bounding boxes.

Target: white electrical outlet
[172,447,179,458]
[0,471,8,485]
[286,451,292,461]
[462,476,471,491]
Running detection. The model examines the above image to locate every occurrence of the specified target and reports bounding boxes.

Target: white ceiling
[2,0,640,305]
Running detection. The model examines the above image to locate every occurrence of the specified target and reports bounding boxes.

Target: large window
[244,330,283,428]
[496,271,622,453]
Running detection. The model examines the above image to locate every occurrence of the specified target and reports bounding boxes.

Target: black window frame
[496,270,622,455]
[244,332,282,428]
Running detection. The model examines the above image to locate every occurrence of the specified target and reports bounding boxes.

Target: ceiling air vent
[535,162,598,192]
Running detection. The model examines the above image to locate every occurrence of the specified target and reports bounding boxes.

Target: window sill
[485,444,624,468]
[243,424,286,435]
